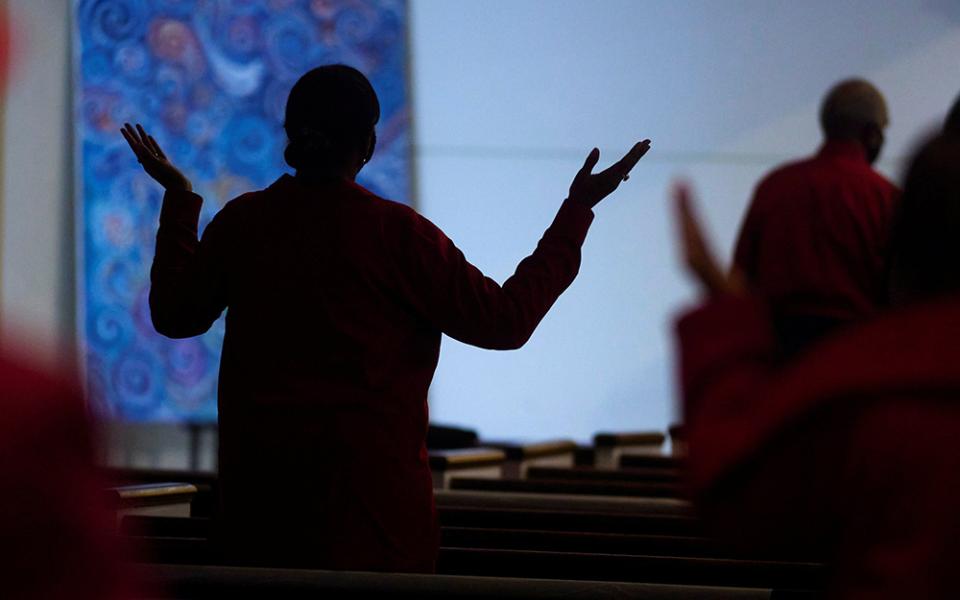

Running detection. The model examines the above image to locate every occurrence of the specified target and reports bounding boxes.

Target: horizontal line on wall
[414,144,907,169]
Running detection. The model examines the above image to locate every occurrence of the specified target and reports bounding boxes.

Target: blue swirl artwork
[74,0,411,422]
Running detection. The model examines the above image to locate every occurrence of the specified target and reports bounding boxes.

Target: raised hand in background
[568,139,651,209]
[673,181,745,296]
[121,122,193,193]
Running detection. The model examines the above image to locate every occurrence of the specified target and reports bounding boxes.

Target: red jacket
[0,352,133,599]
[733,140,899,321]
[150,174,593,571]
[677,295,960,598]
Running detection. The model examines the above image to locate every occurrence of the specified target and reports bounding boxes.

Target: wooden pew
[107,432,824,593]
[119,514,818,566]
[485,440,578,478]
[121,505,810,563]
[619,453,682,470]
[448,476,680,498]
[137,563,780,599]
[106,483,198,529]
[441,527,723,557]
[591,431,667,468]
[104,460,690,519]
[117,484,824,591]
[427,423,480,450]
[525,465,681,484]
[438,506,699,537]
[436,489,689,515]
[124,501,699,541]
[438,548,824,590]
[102,467,216,517]
[122,511,702,555]
[121,534,822,592]
[431,448,506,489]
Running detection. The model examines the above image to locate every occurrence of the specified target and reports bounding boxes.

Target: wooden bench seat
[448,476,680,498]
[121,516,720,559]
[122,514,819,563]
[137,563,780,599]
[619,453,682,470]
[591,431,667,468]
[438,548,824,590]
[123,536,823,591]
[431,448,507,489]
[441,527,725,557]
[436,489,690,515]
[102,468,217,517]
[106,483,198,528]
[123,500,700,541]
[526,466,681,484]
[485,440,578,478]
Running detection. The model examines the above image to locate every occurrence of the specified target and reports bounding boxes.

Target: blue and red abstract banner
[74,0,411,422]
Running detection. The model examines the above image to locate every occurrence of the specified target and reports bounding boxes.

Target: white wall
[1,0,74,368]
[3,1,959,452]
[409,0,960,440]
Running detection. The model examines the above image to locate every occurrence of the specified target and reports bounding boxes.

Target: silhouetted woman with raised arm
[123,64,649,572]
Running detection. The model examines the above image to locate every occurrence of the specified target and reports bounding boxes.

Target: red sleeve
[386,199,594,350]
[149,190,228,338]
[675,294,779,490]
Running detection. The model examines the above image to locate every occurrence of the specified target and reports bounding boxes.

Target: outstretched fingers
[146,135,166,160]
[120,126,136,150]
[135,124,163,158]
[121,122,168,163]
[121,123,149,162]
[578,147,601,178]
[603,139,651,181]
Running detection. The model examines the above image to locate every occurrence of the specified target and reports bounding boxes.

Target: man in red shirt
[123,65,650,572]
[732,79,899,356]
[674,133,960,599]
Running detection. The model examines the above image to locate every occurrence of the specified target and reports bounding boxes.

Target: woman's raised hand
[673,181,744,296]
[121,123,192,192]
[568,140,650,209]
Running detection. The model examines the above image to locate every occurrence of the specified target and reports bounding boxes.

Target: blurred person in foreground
[673,132,960,598]
[0,348,133,599]
[732,79,899,357]
[0,6,132,598]
[123,64,650,572]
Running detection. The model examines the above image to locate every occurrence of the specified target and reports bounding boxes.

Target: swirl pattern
[75,0,411,422]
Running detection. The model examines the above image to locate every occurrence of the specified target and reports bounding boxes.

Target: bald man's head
[820,79,889,164]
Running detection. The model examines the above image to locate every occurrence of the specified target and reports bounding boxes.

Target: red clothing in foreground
[151,174,594,571]
[677,296,960,598]
[733,140,898,321]
[0,352,131,599]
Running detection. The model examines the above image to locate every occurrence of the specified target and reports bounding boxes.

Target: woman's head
[284,64,380,176]
[888,134,960,304]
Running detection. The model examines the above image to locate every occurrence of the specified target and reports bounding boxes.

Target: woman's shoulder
[346,182,440,233]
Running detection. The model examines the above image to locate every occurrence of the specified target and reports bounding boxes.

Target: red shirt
[733,140,899,321]
[677,295,960,598]
[150,174,594,571]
